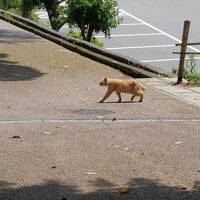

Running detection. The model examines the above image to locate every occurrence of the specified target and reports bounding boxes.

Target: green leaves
[66,0,120,41]
[172,54,200,84]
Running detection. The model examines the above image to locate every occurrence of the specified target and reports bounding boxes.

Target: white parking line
[39,14,48,17]
[106,44,175,50]
[120,9,200,53]
[119,23,144,26]
[142,57,200,63]
[61,25,69,28]
[96,33,163,38]
[36,11,46,14]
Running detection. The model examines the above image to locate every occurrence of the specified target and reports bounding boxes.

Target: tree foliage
[41,0,67,31]
[21,0,40,18]
[66,0,120,42]
[20,0,67,30]
[0,0,21,10]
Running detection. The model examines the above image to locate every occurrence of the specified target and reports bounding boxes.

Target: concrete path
[140,78,200,108]
[0,20,200,200]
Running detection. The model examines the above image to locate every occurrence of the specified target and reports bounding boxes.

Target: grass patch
[66,30,104,47]
[172,54,200,84]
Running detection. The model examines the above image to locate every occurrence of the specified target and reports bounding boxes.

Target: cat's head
[99,77,108,86]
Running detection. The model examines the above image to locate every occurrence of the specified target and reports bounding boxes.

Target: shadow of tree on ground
[0,53,8,59]
[0,29,39,43]
[0,59,44,81]
[0,178,200,200]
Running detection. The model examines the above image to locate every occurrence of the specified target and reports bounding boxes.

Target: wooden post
[177,20,190,84]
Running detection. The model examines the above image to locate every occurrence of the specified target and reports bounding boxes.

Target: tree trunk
[22,0,30,18]
[3,0,8,9]
[86,25,94,42]
[45,1,60,31]
[81,28,85,40]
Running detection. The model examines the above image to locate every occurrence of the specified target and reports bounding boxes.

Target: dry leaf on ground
[119,187,129,194]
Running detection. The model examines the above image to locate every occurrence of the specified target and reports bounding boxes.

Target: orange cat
[99,77,145,103]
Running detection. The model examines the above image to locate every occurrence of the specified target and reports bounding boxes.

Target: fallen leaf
[181,187,187,190]
[56,125,66,129]
[12,135,21,139]
[84,172,96,175]
[139,152,145,159]
[175,141,182,145]
[119,187,129,194]
[43,132,51,135]
[96,116,104,119]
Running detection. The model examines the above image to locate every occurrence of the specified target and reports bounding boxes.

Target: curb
[0,9,170,78]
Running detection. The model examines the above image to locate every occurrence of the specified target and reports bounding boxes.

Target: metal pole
[177,20,190,84]
[176,42,200,46]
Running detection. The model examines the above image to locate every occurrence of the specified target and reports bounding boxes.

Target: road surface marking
[1,118,200,124]
[38,14,48,19]
[119,23,144,26]
[106,44,175,50]
[142,56,200,63]
[96,33,163,38]
[61,25,69,28]
[120,9,200,53]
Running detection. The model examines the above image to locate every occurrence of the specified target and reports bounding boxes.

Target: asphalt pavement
[116,0,200,72]
[1,20,200,200]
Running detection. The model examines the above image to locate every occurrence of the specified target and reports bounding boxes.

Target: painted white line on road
[120,9,200,53]
[141,56,200,63]
[106,44,175,50]
[119,13,129,16]
[38,13,48,17]
[39,15,48,19]
[1,118,200,124]
[40,16,49,19]
[119,23,144,26]
[96,33,163,38]
[61,25,69,28]
[36,10,47,13]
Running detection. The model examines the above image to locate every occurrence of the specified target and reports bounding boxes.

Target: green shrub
[0,0,21,10]
[188,73,200,83]
[172,54,200,83]
[28,9,39,22]
[66,30,104,47]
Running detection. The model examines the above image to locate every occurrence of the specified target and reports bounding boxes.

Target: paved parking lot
[37,0,200,73]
